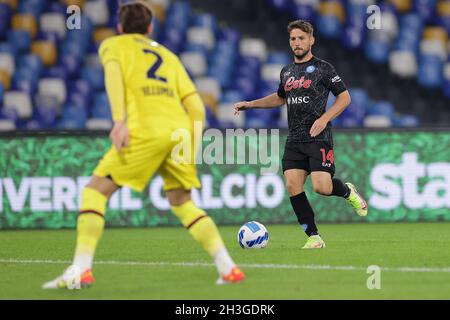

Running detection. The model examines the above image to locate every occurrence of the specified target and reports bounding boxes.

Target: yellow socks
[73,187,107,272]
[172,200,235,275]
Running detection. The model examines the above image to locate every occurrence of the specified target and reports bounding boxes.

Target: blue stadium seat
[61,104,87,129]
[317,15,342,39]
[46,1,66,14]
[221,90,244,104]
[292,4,315,22]
[341,25,365,51]
[234,76,258,101]
[0,105,20,123]
[413,0,437,22]
[92,93,112,119]
[368,101,395,117]
[0,43,18,56]
[417,55,444,88]
[191,13,217,33]
[267,0,291,11]
[8,30,31,53]
[18,0,45,17]
[59,53,82,77]
[81,66,104,91]
[365,40,390,64]
[393,114,419,127]
[18,54,43,75]
[443,79,450,99]
[0,83,3,106]
[34,102,58,128]
[12,67,39,95]
[43,66,69,81]
[0,4,12,38]
[267,51,290,65]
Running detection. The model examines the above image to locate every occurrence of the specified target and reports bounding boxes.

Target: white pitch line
[1,258,450,273]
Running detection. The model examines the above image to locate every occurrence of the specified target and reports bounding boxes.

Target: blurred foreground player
[234,20,368,249]
[43,0,244,289]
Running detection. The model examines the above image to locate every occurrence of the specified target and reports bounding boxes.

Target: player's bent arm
[249,93,286,109]
[234,93,285,114]
[321,90,351,122]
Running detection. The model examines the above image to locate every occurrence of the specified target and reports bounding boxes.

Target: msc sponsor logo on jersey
[287,96,310,104]
[284,76,312,92]
[306,66,316,73]
[331,75,341,83]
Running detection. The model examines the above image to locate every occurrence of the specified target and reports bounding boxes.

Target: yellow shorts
[93,131,201,192]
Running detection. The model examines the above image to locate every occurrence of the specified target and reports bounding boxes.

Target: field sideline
[1,223,450,299]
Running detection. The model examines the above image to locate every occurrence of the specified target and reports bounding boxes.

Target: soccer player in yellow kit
[43,0,244,289]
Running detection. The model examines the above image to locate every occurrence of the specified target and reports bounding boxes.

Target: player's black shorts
[282,141,335,176]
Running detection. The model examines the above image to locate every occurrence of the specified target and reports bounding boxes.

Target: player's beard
[293,46,311,61]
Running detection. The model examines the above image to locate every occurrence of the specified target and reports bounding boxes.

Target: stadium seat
[60,104,87,129]
[80,66,104,91]
[443,62,450,98]
[365,39,390,64]
[261,64,284,82]
[267,51,290,65]
[84,0,109,26]
[389,51,417,78]
[180,51,207,77]
[0,3,12,38]
[62,0,85,7]
[85,53,102,68]
[3,91,33,119]
[420,39,447,61]
[12,67,39,94]
[239,38,268,62]
[0,53,15,76]
[34,102,58,128]
[40,12,67,39]
[11,13,37,38]
[221,90,244,104]
[317,14,341,39]
[86,118,112,130]
[93,27,116,44]
[91,93,111,119]
[388,0,412,12]
[413,0,437,21]
[0,69,11,90]
[7,30,31,53]
[217,103,244,128]
[38,78,67,105]
[195,77,221,102]
[363,115,392,127]
[187,26,215,52]
[0,83,3,105]
[0,119,15,131]
[31,40,57,66]
[292,3,316,22]
[418,55,444,88]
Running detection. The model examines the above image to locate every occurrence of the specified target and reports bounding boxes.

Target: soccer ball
[237,221,269,249]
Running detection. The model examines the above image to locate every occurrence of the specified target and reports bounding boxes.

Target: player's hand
[310,117,329,137]
[110,121,130,152]
[233,101,252,115]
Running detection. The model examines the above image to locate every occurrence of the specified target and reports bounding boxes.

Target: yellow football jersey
[98,33,196,136]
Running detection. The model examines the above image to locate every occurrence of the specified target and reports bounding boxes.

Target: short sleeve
[325,64,347,96]
[176,57,197,99]
[98,38,121,66]
[277,68,286,99]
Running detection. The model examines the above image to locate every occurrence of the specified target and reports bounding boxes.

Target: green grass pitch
[1,223,450,299]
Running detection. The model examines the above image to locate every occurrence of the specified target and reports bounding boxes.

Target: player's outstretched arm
[234,93,286,115]
[104,61,129,151]
[310,90,351,137]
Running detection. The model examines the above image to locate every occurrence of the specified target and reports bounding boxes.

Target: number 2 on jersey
[142,49,167,83]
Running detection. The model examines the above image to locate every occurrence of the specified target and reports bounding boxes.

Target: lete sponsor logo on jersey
[284,76,312,92]
[331,75,341,83]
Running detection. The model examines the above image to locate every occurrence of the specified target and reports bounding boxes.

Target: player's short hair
[119,0,153,34]
[287,20,314,36]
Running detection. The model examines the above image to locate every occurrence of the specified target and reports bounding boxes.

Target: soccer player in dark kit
[234,20,368,249]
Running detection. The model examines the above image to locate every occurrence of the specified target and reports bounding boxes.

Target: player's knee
[285,181,303,196]
[313,183,332,195]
